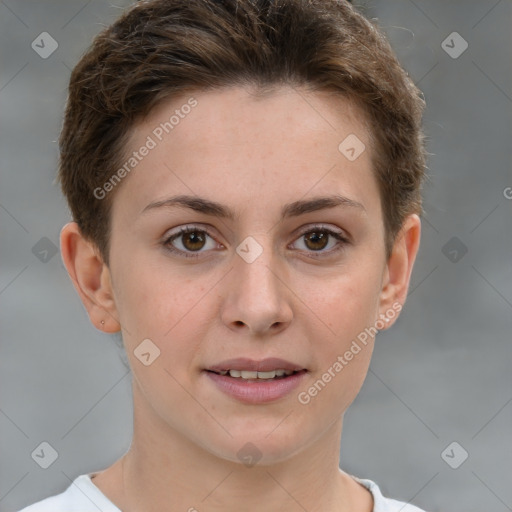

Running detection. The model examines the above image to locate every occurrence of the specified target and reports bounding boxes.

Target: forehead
[142,85,369,150]
[113,85,381,223]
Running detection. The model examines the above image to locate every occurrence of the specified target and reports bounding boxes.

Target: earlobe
[60,222,121,333]
[377,214,421,329]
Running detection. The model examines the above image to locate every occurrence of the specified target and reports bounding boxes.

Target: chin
[203,427,309,468]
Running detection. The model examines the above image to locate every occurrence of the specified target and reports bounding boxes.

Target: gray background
[1,1,511,511]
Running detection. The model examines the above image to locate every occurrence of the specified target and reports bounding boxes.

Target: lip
[205,369,308,404]
[206,357,305,373]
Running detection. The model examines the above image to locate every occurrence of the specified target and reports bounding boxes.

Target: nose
[220,237,293,336]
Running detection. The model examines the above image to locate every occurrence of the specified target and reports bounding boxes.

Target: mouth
[206,368,304,380]
[205,357,307,378]
[203,358,308,403]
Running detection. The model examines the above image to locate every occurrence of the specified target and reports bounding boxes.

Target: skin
[61,85,421,512]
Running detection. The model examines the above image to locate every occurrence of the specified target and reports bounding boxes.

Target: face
[103,86,392,464]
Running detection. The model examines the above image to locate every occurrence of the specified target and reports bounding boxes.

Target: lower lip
[205,370,307,404]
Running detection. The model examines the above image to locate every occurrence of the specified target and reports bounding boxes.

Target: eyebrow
[141,193,366,219]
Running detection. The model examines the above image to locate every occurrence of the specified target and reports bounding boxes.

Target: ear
[376,214,421,329]
[60,222,121,333]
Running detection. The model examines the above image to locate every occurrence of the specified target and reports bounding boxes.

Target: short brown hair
[59,0,426,264]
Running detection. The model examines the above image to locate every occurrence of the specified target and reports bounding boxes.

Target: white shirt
[18,473,427,512]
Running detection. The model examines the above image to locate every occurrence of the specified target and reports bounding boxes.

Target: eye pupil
[304,231,329,251]
[183,231,206,251]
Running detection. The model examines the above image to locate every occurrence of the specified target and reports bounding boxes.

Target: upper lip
[206,358,306,373]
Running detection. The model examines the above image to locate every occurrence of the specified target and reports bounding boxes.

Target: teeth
[256,371,276,379]
[221,369,294,379]
[241,370,258,379]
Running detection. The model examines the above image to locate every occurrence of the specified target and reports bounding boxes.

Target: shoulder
[352,476,429,512]
[17,474,121,512]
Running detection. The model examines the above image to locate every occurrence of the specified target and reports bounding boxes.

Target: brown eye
[181,230,207,251]
[292,226,349,257]
[163,226,218,258]
[303,231,330,251]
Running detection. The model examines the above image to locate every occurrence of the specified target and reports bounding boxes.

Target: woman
[20,0,428,510]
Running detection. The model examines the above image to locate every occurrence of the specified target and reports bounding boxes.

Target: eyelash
[162,224,350,260]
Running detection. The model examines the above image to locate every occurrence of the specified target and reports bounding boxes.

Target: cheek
[111,257,214,369]
[295,262,381,405]
[112,255,194,330]
[302,266,382,342]
[295,277,379,417]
